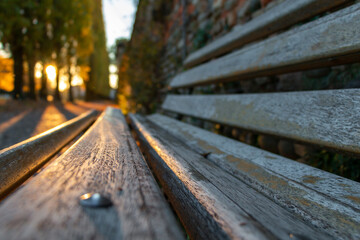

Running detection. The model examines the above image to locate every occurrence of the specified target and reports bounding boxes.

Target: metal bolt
[79,193,112,208]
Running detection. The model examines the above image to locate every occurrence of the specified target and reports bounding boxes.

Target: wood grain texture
[147,113,360,240]
[129,114,335,240]
[184,0,349,67]
[0,107,184,240]
[170,3,360,88]
[163,89,360,155]
[0,110,97,199]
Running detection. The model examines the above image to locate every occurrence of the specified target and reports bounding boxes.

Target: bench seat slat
[146,113,360,239]
[171,3,360,88]
[0,110,97,199]
[0,107,183,239]
[184,0,348,67]
[130,114,336,240]
[163,89,360,155]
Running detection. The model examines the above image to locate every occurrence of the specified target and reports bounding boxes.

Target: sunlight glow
[109,74,118,89]
[59,73,69,92]
[71,75,84,86]
[35,62,42,78]
[109,64,117,73]
[59,81,68,92]
[46,65,56,81]
[109,64,118,89]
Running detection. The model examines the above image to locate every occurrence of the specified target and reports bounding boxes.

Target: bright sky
[103,0,137,48]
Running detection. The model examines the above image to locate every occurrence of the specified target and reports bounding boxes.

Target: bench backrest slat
[184,0,349,68]
[171,3,360,89]
[163,89,360,155]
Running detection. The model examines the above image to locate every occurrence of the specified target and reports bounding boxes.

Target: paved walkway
[0,100,116,150]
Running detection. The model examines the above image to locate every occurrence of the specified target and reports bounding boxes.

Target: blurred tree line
[0,0,110,101]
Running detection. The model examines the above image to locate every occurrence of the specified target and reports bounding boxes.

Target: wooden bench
[129,1,360,239]
[1,1,360,239]
[0,107,184,239]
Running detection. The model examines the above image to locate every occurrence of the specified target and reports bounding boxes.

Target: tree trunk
[12,46,24,99]
[28,57,37,100]
[40,61,47,99]
[54,66,61,101]
[68,65,74,102]
[85,81,97,101]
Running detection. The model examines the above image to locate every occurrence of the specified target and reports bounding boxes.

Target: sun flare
[45,65,56,82]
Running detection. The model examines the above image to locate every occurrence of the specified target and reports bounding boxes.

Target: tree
[86,0,110,100]
[0,0,32,99]
[0,0,54,100]
[50,0,93,101]
[1,0,96,101]
[22,0,53,100]
[66,0,93,102]
[117,0,169,113]
[37,0,54,100]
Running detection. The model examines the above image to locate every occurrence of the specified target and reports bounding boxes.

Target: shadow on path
[0,106,46,150]
[54,102,78,120]
[0,100,115,150]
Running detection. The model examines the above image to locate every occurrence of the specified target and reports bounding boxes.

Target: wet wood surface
[147,113,360,240]
[184,0,349,67]
[163,89,360,155]
[0,107,184,239]
[130,114,336,240]
[171,3,360,88]
[0,110,97,199]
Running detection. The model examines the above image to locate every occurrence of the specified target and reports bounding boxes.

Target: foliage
[109,38,128,62]
[117,0,170,114]
[305,150,360,182]
[50,0,94,100]
[193,23,212,51]
[0,0,97,100]
[303,64,360,90]
[0,0,38,98]
[86,0,110,99]
[50,0,93,61]
[0,57,14,92]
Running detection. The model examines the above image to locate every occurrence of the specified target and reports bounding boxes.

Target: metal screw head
[79,193,112,208]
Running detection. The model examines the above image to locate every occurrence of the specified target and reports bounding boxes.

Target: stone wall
[161,0,278,83]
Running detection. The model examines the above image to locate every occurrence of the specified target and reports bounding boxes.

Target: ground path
[0,100,117,150]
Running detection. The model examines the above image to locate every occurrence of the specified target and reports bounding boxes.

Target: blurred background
[0,0,136,103]
[0,0,136,150]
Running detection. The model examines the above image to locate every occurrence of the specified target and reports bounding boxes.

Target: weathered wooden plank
[0,109,97,199]
[130,114,335,240]
[170,3,360,88]
[147,113,360,240]
[163,89,360,155]
[184,0,349,67]
[0,107,184,239]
